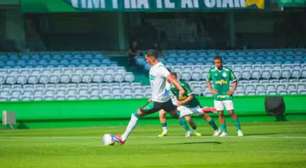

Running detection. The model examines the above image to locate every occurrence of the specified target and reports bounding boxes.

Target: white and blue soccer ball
[102,134,115,146]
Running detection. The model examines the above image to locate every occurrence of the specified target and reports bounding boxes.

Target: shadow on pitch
[167,141,222,145]
[247,132,281,136]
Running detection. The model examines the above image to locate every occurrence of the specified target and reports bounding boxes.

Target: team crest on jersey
[222,72,227,78]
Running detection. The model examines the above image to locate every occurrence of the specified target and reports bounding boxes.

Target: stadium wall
[0,95,305,128]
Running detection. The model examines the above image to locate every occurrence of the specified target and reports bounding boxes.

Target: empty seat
[90,89,101,100]
[235,86,245,96]
[21,90,33,101]
[251,71,261,80]
[281,70,291,79]
[297,84,306,91]
[181,72,192,81]
[0,90,10,101]
[28,75,39,84]
[291,70,301,79]
[71,74,82,83]
[39,75,49,84]
[266,85,277,95]
[241,71,252,80]
[33,90,44,101]
[245,85,256,95]
[60,75,70,83]
[92,74,103,83]
[82,75,92,83]
[101,88,112,99]
[271,70,281,79]
[191,72,202,81]
[256,85,266,96]
[301,70,306,78]
[114,74,124,83]
[125,73,135,82]
[261,71,271,80]
[56,90,66,100]
[66,89,78,100]
[16,75,27,85]
[276,84,287,95]
[104,74,114,83]
[45,89,56,100]
[10,90,22,101]
[78,89,89,100]
[5,76,17,84]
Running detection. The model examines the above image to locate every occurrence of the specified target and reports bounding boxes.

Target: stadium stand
[136,49,306,97]
[0,49,306,102]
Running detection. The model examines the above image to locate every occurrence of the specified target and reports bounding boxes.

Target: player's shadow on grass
[167,141,222,145]
[247,133,281,136]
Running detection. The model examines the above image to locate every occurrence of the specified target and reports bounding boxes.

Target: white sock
[162,127,168,133]
[122,113,139,141]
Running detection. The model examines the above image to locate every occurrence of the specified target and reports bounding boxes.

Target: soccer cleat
[202,107,217,113]
[213,129,221,137]
[185,131,192,138]
[219,132,228,137]
[192,131,202,137]
[237,130,244,137]
[112,134,125,145]
[158,130,168,137]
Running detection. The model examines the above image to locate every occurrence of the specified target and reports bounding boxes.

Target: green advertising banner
[277,0,306,7]
[21,0,269,13]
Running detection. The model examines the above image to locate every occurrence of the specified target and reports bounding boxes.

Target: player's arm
[227,70,238,96]
[207,70,218,94]
[228,80,237,96]
[177,83,193,106]
[167,75,185,98]
[177,94,193,106]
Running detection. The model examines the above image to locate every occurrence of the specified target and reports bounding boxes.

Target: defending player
[158,72,220,137]
[207,56,244,137]
[112,49,189,144]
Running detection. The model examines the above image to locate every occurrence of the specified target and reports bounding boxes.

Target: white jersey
[149,62,171,102]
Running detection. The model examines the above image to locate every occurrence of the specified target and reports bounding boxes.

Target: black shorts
[140,99,177,116]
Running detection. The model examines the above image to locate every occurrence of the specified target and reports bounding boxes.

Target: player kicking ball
[108,49,190,145]
[158,72,220,138]
[207,56,244,137]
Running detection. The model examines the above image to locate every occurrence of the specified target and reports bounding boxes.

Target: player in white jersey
[112,49,188,144]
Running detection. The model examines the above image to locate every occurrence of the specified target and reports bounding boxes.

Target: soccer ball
[102,134,115,146]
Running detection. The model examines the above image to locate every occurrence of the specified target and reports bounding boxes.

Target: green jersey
[208,66,237,101]
[170,80,200,108]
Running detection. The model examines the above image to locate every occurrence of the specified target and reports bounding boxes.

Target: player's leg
[183,115,202,137]
[179,106,202,137]
[201,113,220,136]
[165,102,191,135]
[224,100,243,136]
[214,100,227,137]
[158,110,168,137]
[118,102,162,144]
[193,106,219,136]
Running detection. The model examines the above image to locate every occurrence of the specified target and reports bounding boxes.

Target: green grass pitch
[1,121,306,168]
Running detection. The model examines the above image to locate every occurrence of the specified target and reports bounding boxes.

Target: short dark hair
[170,72,177,78]
[214,56,222,61]
[145,49,158,58]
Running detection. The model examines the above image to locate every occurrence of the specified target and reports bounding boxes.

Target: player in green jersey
[207,56,243,137]
[158,72,220,137]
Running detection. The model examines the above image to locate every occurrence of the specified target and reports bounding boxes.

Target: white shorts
[214,100,234,111]
[177,106,203,118]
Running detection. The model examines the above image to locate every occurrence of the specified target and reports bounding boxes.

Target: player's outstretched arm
[167,75,185,97]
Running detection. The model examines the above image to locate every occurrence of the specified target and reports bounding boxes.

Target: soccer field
[1,121,306,168]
